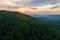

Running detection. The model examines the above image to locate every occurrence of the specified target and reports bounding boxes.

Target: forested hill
[0,10,60,40]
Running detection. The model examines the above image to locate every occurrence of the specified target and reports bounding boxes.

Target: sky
[0,0,60,14]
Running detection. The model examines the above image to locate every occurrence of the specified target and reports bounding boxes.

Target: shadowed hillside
[0,10,60,40]
[31,14,60,37]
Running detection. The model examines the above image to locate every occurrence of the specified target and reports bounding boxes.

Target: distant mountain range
[27,14,60,37]
[28,14,60,24]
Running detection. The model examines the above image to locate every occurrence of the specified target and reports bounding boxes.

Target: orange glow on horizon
[0,4,60,14]
[0,0,60,14]
[19,8,25,13]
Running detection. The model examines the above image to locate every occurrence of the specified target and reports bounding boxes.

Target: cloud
[0,0,60,14]
[0,0,16,7]
[16,4,60,14]
[0,0,33,8]
[15,0,32,2]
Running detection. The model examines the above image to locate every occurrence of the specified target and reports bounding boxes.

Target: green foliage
[36,17,60,37]
[0,10,60,40]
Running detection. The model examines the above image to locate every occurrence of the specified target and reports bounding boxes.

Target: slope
[33,15,60,37]
[0,10,60,40]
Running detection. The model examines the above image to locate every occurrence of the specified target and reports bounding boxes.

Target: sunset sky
[0,0,60,14]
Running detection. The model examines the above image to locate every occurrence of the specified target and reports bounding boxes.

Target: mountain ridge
[0,10,60,40]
